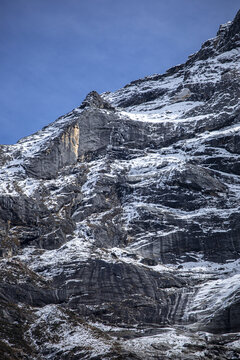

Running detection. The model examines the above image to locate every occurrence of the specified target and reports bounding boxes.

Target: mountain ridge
[0,10,240,359]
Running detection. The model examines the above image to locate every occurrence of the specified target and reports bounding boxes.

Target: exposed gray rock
[1,9,240,359]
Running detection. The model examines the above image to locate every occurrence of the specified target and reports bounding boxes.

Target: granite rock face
[0,10,240,360]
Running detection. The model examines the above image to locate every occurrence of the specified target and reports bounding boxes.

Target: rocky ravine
[1,9,240,360]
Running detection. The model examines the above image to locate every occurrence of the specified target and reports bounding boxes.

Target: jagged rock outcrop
[1,9,240,360]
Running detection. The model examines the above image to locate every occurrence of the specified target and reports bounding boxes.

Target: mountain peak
[184,10,240,64]
[216,9,240,52]
[80,90,114,110]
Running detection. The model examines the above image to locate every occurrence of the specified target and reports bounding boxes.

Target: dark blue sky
[1,0,239,144]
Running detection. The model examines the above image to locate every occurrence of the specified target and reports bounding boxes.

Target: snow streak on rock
[1,10,240,360]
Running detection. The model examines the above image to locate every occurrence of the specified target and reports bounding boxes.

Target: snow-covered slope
[0,10,240,360]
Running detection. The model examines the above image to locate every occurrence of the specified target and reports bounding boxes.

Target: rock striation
[1,9,240,360]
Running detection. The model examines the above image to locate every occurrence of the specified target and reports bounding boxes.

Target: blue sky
[0,0,239,144]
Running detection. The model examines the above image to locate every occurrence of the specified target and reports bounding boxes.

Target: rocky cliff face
[1,10,240,360]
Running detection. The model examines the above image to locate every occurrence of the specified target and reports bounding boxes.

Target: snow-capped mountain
[0,9,240,360]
